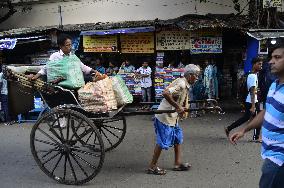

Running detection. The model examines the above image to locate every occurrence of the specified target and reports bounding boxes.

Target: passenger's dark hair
[251,57,263,65]
[57,33,72,46]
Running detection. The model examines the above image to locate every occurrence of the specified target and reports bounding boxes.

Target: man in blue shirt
[230,45,284,188]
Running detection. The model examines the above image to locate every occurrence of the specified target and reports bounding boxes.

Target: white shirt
[0,73,8,95]
[38,50,92,75]
[136,66,152,88]
[246,73,258,103]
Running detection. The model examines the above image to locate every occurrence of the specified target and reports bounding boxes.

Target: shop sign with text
[156,31,191,50]
[83,35,117,52]
[190,37,222,54]
[120,33,154,53]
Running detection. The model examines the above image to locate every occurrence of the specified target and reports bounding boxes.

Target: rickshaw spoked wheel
[30,108,105,185]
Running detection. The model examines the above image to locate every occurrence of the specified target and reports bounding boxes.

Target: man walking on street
[229,45,284,188]
[225,57,263,142]
[147,64,200,175]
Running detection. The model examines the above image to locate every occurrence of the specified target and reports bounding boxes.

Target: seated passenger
[30,33,98,87]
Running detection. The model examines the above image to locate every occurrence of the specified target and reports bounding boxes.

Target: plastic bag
[111,75,133,107]
[78,77,117,112]
[47,55,85,89]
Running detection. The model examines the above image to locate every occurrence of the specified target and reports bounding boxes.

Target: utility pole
[58,5,63,29]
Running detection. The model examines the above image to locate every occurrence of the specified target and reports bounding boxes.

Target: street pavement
[0,103,262,188]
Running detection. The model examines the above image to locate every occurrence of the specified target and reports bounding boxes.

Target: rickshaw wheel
[30,108,105,185]
[93,116,127,152]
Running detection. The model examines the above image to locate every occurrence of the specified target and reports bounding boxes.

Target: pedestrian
[0,68,10,123]
[224,57,263,142]
[192,65,206,116]
[203,60,214,99]
[258,60,277,105]
[147,64,200,175]
[229,44,284,188]
[136,60,152,103]
[212,61,219,99]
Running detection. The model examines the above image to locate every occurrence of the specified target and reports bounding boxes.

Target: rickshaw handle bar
[120,106,223,116]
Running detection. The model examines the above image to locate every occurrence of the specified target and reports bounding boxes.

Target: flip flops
[147,167,166,175]
[173,163,191,171]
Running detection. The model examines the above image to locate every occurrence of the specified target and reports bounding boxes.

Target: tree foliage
[0,0,17,24]
[0,0,32,24]
[199,0,283,29]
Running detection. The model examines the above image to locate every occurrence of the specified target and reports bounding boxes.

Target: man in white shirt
[0,70,10,122]
[136,61,152,102]
[30,34,98,82]
[225,57,263,141]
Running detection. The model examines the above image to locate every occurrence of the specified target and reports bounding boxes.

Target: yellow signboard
[120,32,154,53]
[156,30,191,50]
[83,35,118,52]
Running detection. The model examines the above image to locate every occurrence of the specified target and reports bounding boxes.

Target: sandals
[147,167,166,175]
[173,163,191,171]
[147,163,191,175]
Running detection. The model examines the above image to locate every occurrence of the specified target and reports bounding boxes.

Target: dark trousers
[141,87,152,102]
[1,94,10,122]
[227,102,261,139]
[260,159,284,188]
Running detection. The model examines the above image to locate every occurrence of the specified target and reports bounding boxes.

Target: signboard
[0,39,17,50]
[263,0,282,8]
[190,37,222,54]
[156,31,191,50]
[120,32,154,53]
[258,39,268,54]
[83,35,117,52]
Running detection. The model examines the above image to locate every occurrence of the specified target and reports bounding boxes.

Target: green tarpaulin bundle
[111,75,133,107]
[47,55,85,89]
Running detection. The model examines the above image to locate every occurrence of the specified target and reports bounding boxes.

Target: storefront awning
[247,29,284,40]
[80,26,155,36]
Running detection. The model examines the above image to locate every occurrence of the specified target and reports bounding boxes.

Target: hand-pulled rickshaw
[3,66,223,185]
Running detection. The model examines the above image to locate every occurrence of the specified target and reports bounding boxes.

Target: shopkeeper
[136,60,152,102]
[106,61,119,76]
[119,59,135,73]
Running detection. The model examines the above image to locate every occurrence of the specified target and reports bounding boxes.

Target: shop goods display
[118,73,142,96]
[78,77,117,112]
[155,68,184,100]
[111,75,133,107]
[47,55,85,89]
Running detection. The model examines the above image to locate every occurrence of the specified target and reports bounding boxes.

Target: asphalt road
[0,110,262,188]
